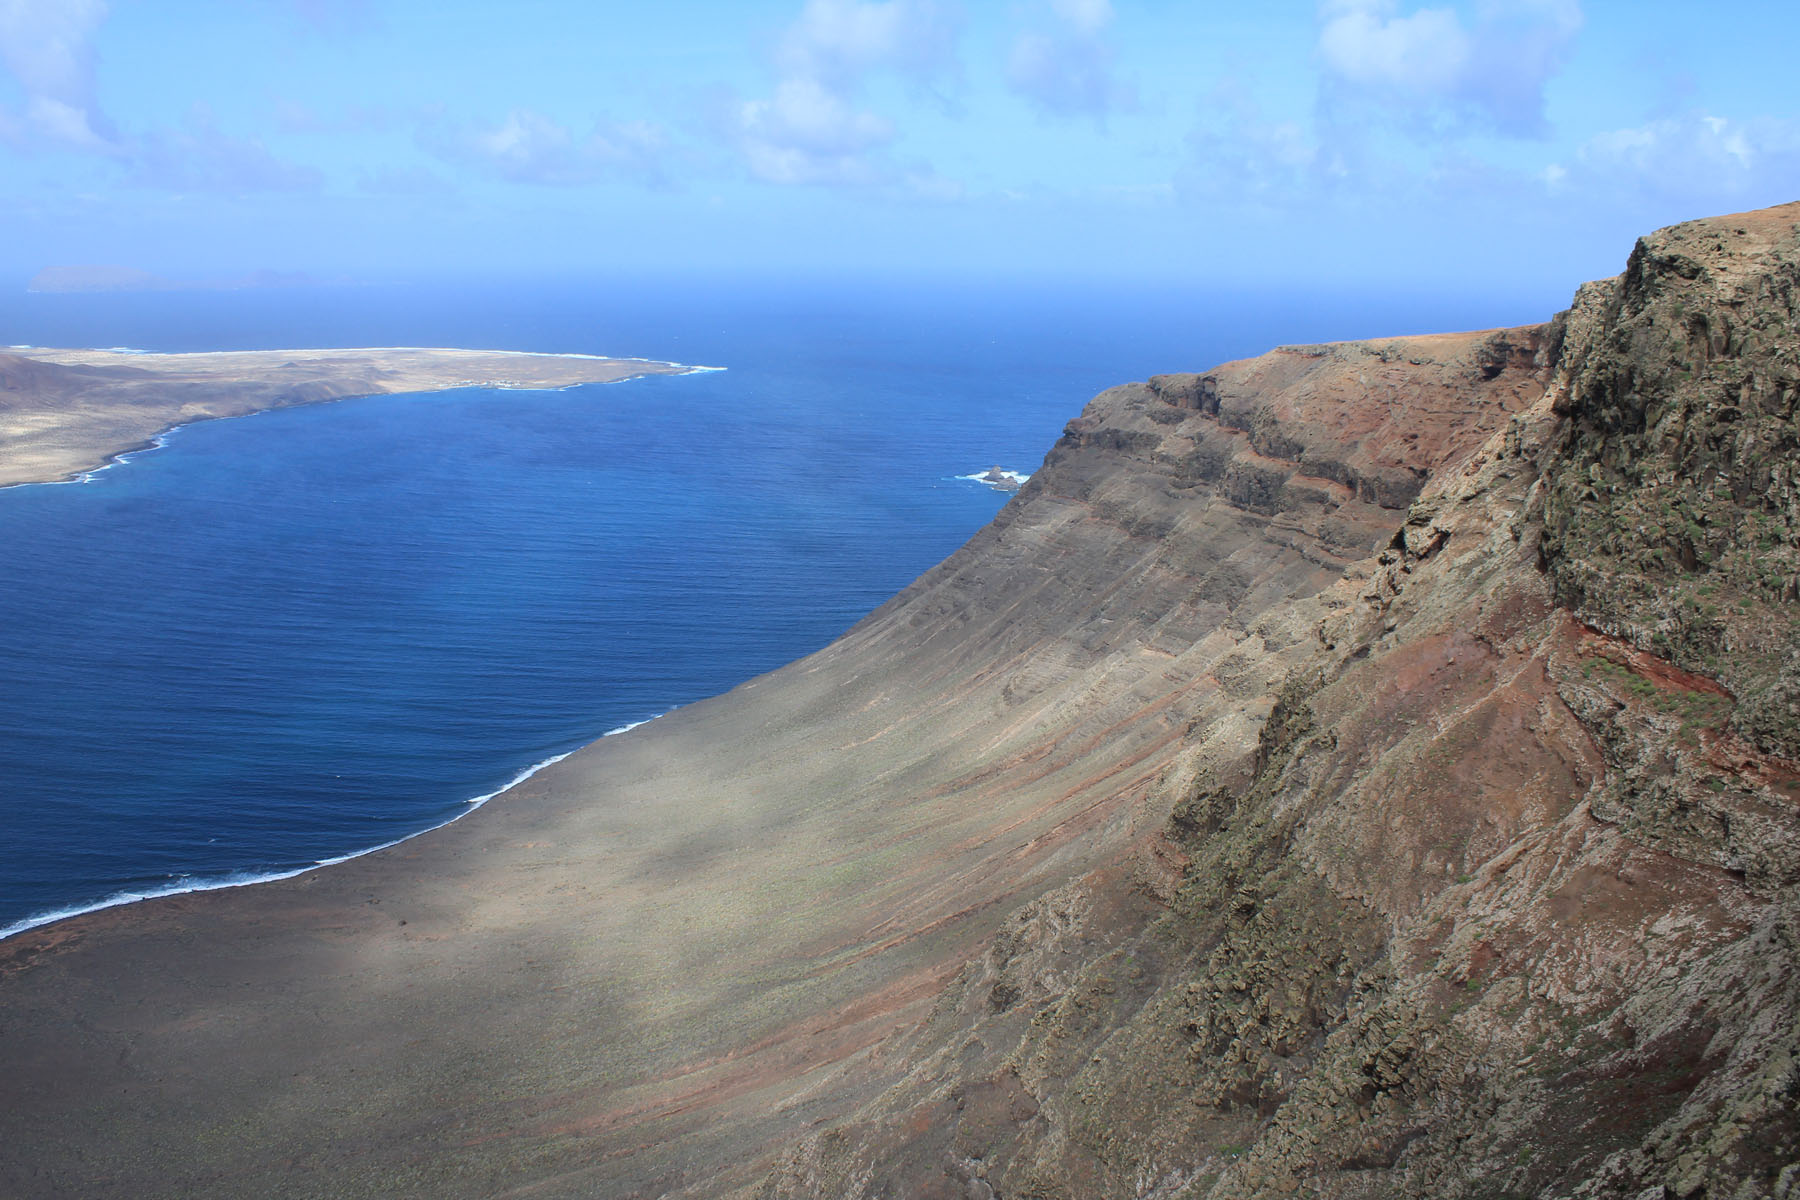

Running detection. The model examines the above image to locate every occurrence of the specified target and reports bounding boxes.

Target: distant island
[0,346,700,487]
[26,265,325,294]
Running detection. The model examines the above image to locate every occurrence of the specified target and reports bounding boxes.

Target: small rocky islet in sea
[974,464,1029,490]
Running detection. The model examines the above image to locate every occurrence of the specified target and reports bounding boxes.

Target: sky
[1,0,1797,300]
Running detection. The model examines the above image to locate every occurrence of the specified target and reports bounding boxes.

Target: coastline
[0,346,718,936]
[17,419,196,489]
[0,713,678,943]
[0,342,1258,1192]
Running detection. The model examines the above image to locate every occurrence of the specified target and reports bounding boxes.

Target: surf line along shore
[0,345,713,488]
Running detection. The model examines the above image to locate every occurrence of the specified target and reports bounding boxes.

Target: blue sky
[2,0,1796,297]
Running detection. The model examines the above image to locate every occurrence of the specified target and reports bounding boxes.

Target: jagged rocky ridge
[749,207,1800,1199]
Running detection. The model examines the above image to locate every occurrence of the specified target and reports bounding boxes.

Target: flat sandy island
[0,345,697,487]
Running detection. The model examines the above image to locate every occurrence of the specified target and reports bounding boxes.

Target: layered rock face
[2,206,1795,1200]
[750,207,1800,1199]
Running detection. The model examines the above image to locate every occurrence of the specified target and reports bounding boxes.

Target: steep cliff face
[1540,208,1800,764]
[750,206,1800,1199]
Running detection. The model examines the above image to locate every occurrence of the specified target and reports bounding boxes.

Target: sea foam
[0,720,663,943]
[957,467,1032,491]
[35,426,188,488]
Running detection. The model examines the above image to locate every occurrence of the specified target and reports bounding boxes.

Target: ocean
[0,275,1543,936]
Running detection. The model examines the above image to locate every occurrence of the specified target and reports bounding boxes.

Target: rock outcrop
[1,206,1795,1199]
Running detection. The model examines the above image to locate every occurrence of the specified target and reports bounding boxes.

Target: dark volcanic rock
[1538,207,1800,762]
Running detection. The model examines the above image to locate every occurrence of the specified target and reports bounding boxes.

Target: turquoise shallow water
[0,276,1539,935]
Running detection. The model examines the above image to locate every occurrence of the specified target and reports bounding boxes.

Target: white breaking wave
[0,705,685,942]
[602,709,673,737]
[461,749,575,809]
[36,426,188,488]
[0,733,634,943]
[957,467,1032,490]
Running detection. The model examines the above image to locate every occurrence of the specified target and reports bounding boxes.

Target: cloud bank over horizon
[0,0,1795,295]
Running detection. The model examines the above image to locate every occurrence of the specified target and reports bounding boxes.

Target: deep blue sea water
[0,276,1548,936]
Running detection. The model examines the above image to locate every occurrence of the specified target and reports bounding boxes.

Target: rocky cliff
[0,206,1794,1199]
[748,205,1800,1198]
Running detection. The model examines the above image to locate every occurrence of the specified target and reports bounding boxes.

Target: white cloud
[732,0,965,188]
[901,164,963,200]
[1050,0,1113,38]
[0,0,118,150]
[0,2,331,194]
[1183,0,1585,214]
[427,108,669,187]
[1551,112,1800,204]
[1316,0,1582,137]
[131,106,323,193]
[737,77,892,185]
[1179,83,1335,208]
[1006,0,1134,121]
[776,0,960,89]
[1317,3,1470,94]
